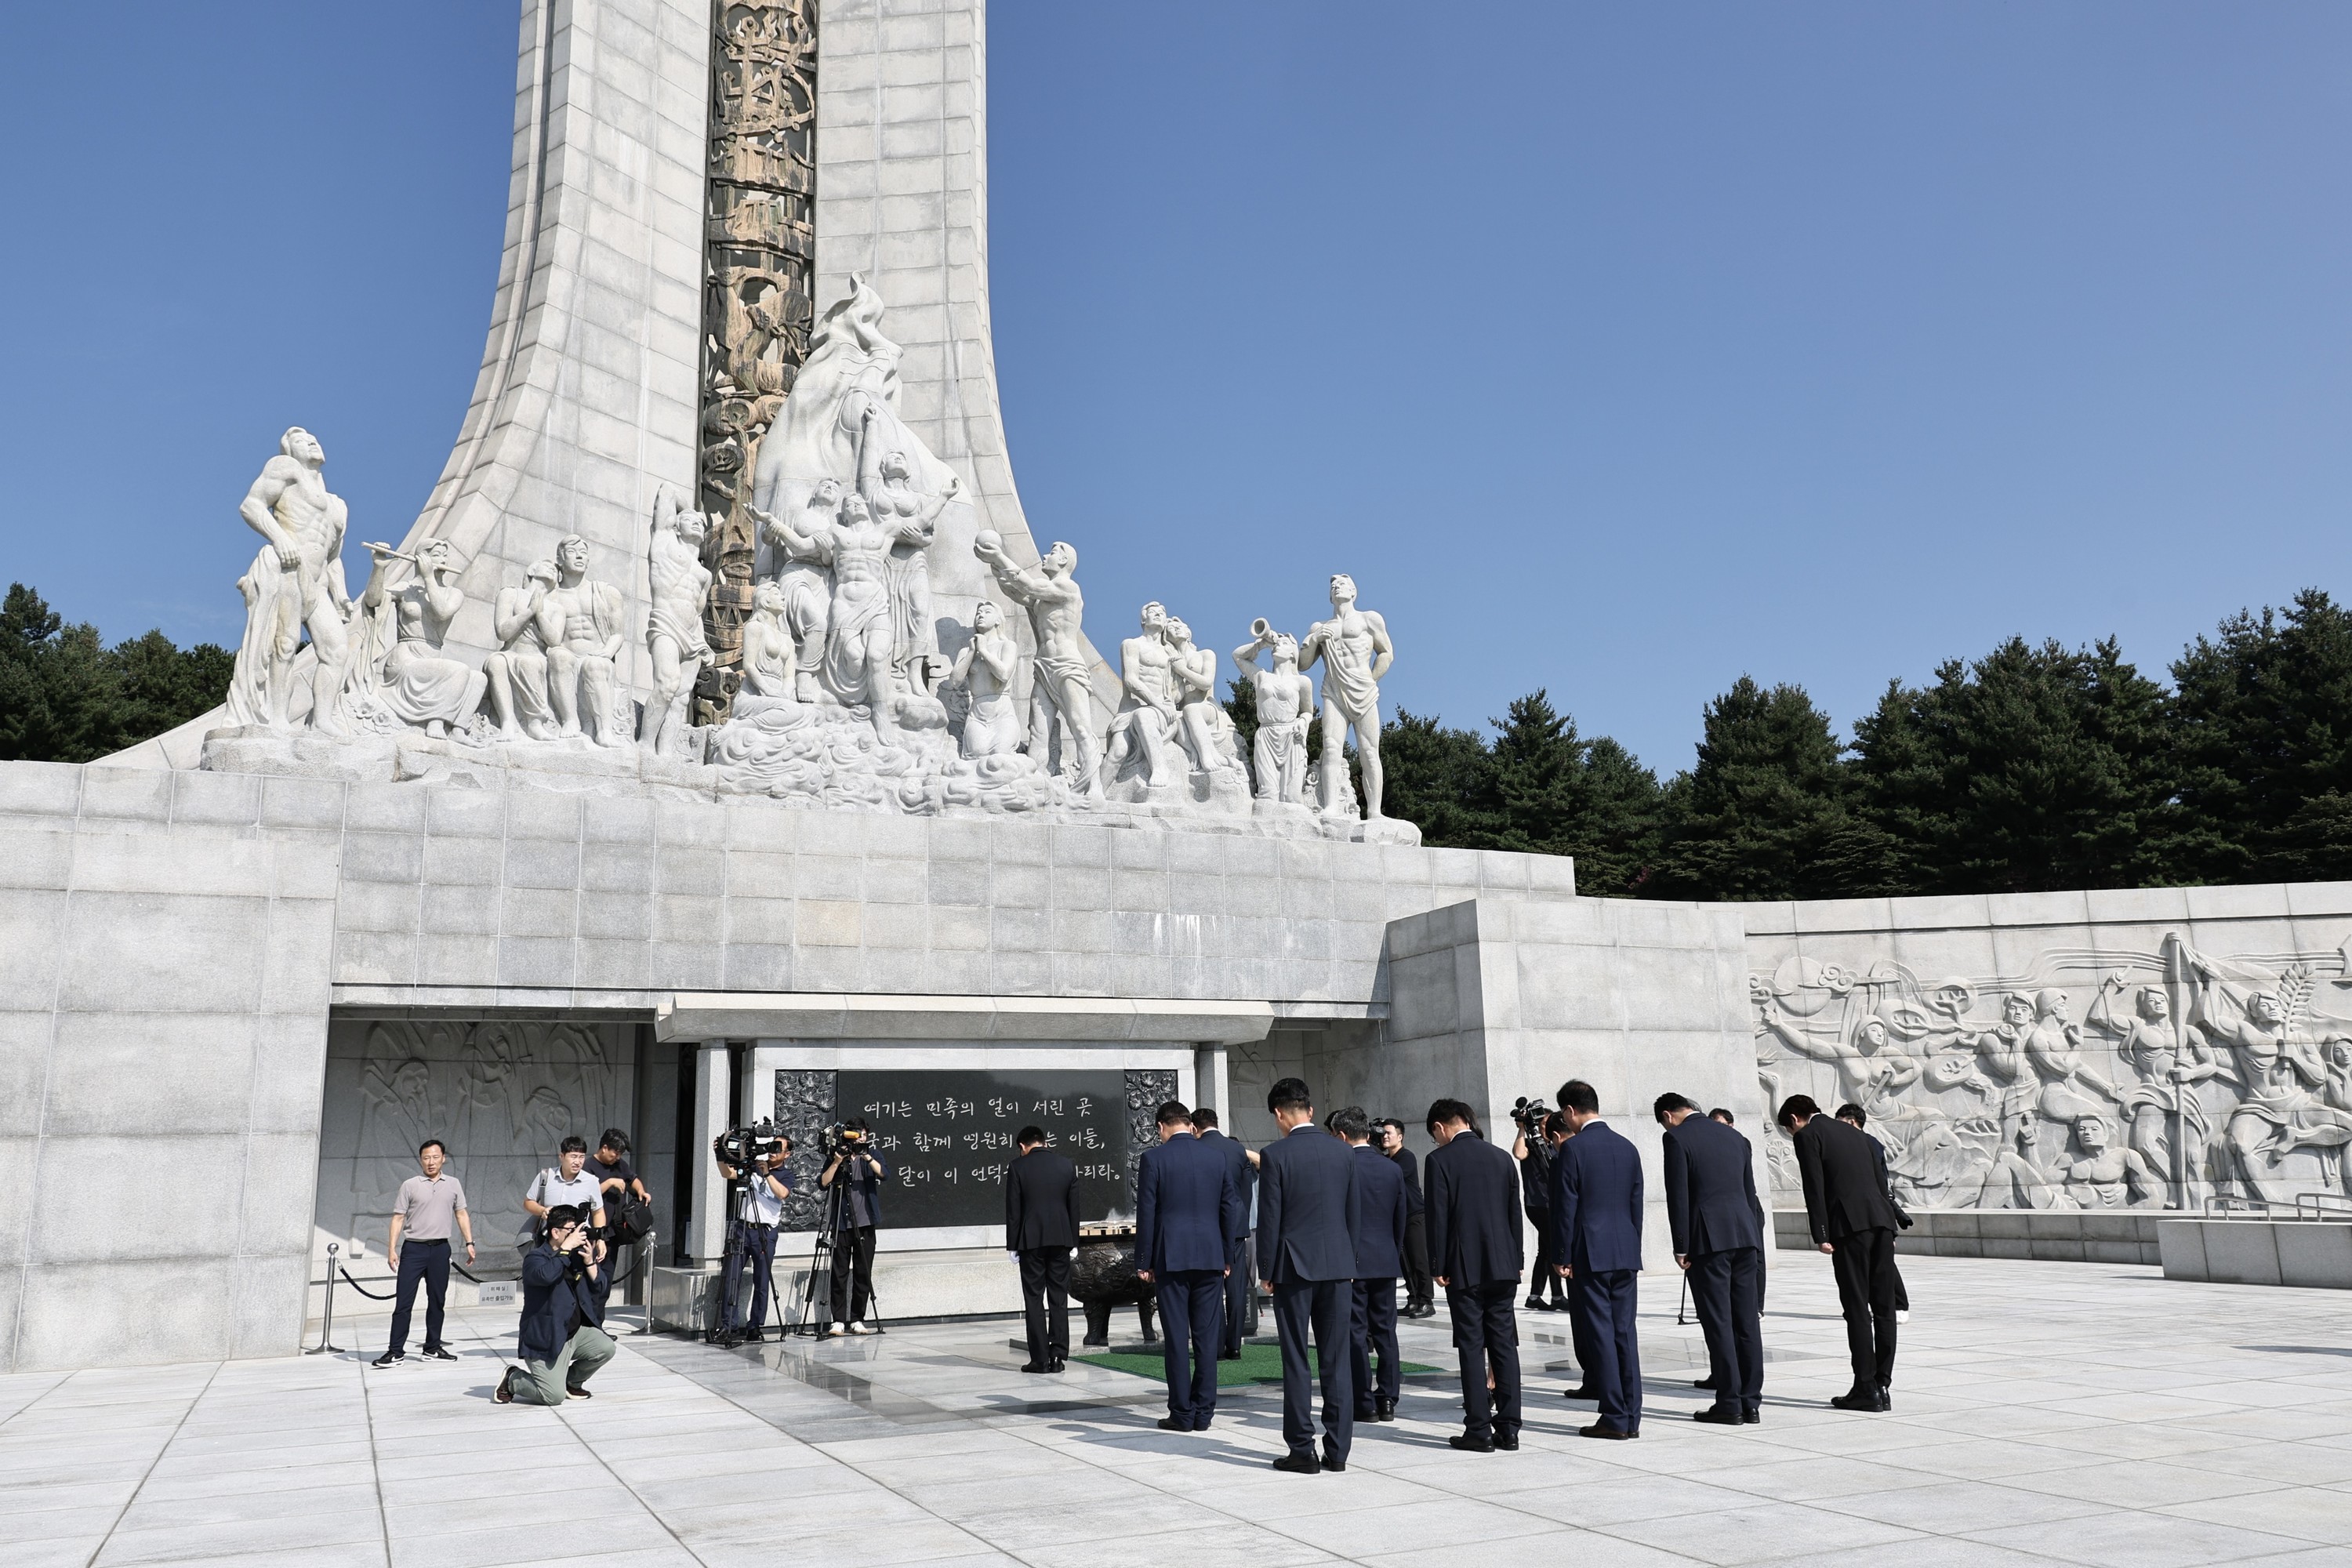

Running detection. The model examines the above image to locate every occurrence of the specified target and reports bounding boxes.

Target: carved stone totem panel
[1123,1068,1180,1214]
[771,1068,837,1233]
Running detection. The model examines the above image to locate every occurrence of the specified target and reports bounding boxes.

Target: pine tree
[1378,708,1499,848]
[0,583,232,763]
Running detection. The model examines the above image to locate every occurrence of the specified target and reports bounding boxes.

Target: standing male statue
[760,475,927,739]
[542,535,627,746]
[1233,622,1314,804]
[973,529,1101,794]
[644,488,715,754]
[229,426,354,732]
[760,477,841,703]
[485,560,560,740]
[1297,574,1395,822]
[860,444,956,690]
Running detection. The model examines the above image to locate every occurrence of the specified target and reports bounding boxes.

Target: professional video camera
[819,1121,871,1158]
[714,1119,790,1170]
[1509,1096,1555,1137]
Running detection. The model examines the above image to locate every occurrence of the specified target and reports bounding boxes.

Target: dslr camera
[715,1120,789,1171]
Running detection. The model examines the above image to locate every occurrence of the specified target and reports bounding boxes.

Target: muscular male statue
[541,535,627,746]
[973,529,1100,794]
[643,488,715,754]
[1103,602,1178,791]
[230,426,354,732]
[485,560,560,740]
[761,478,929,740]
[1298,574,1395,821]
[760,477,841,703]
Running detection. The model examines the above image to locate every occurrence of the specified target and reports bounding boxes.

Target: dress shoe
[1156,1416,1192,1432]
[1562,1385,1600,1401]
[1579,1423,1637,1439]
[1321,1452,1347,1472]
[1271,1450,1321,1475]
[563,1385,592,1399]
[1693,1374,1719,1390]
[1374,1398,1396,1423]
[1830,1387,1889,1413]
[742,1327,766,1344]
[1493,1429,1520,1451]
[1742,1406,1761,1425]
[1192,1418,1213,1431]
[420,1345,458,1362]
[1020,1361,1051,1374]
[1523,1297,1549,1312]
[1449,1432,1495,1453]
[371,1350,405,1368]
[1692,1403,1744,1425]
[1050,1359,1066,1373]
[1218,1351,1243,1361]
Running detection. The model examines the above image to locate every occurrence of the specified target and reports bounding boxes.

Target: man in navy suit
[1425,1098,1525,1451]
[1658,1092,1765,1425]
[1553,1078,1643,1438]
[1195,1106,1258,1358]
[1330,1106,1407,1424]
[1255,1077,1359,1473]
[1136,1100,1243,1432]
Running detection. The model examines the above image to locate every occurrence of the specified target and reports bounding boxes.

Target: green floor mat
[1073,1341,1436,1388]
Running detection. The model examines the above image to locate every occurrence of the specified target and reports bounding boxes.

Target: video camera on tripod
[714,1120,790,1171]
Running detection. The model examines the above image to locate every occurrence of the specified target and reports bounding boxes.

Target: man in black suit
[1136,1101,1243,1432]
[1195,1107,1258,1358]
[1255,1077,1359,1474]
[1330,1106,1407,1424]
[1784,1094,1904,1411]
[1376,1118,1434,1318]
[1005,1125,1080,1374]
[1553,1078,1644,1439]
[1425,1098,1524,1452]
[1657,1092,1764,1425]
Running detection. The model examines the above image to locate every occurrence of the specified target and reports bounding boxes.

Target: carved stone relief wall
[1752,927,2352,1214]
[1124,1068,1180,1208]
[770,1068,837,1232]
[315,1019,633,1276]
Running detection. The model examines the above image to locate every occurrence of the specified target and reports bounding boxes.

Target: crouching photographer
[716,1127,793,1343]
[495,1205,613,1406]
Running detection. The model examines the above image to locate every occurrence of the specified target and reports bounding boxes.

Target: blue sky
[3,2,2346,771]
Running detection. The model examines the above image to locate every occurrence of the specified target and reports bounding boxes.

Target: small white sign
[476,1280,518,1308]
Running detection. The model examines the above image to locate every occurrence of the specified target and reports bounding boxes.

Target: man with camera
[1657,1091,1765,1425]
[716,1131,793,1341]
[1374,1118,1433,1319]
[495,1203,613,1405]
[818,1119,889,1334]
[1512,1104,1570,1314]
[1005,1125,1080,1373]
[1425,1098,1523,1451]
[1193,1107,1258,1357]
[1136,1101,1243,1430]
[1255,1077,1359,1474]
[375,1138,475,1367]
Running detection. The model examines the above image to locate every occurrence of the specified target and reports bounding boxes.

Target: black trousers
[1526,1207,1566,1302]
[829,1224,877,1324]
[1563,1266,1602,1381]
[1446,1280,1521,1438]
[1350,1276,1400,1414]
[1401,1212,1432,1307]
[727,1222,778,1331]
[387,1239,450,1354]
[1220,1234,1253,1355]
[1830,1226,1900,1389]
[1689,1247,1764,1410]
[1271,1279,1354,1462]
[1156,1269,1225,1427]
[1018,1246,1072,1363]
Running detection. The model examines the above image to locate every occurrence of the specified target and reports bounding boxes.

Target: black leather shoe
[1449,1432,1494,1452]
[371,1351,405,1368]
[1562,1385,1599,1401]
[1493,1429,1520,1451]
[1020,1361,1050,1374]
[1321,1452,1347,1472]
[742,1327,765,1344]
[1050,1359,1066,1373]
[1523,1297,1548,1312]
[1579,1423,1636,1439]
[1156,1416,1191,1432]
[1693,1403,1744,1425]
[1830,1387,1889,1413]
[1742,1407,1761,1424]
[420,1346,458,1362]
[1374,1398,1396,1422]
[1218,1351,1243,1361]
[1272,1451,1321,1475]
[1693,1374,1719,1390]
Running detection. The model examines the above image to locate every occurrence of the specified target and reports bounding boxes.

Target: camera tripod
[782,1158,885,1338]
[706,1174,783,1348]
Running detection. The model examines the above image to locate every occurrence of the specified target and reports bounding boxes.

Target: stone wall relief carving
[1752,931,2352,1213]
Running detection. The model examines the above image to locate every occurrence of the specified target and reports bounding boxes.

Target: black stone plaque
[835,1069,1129,1230]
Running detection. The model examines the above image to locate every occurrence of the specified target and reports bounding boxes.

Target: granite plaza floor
[9,1250,2352,1568]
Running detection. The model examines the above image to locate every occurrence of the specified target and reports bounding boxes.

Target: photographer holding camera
[717,1132,793,1342]
[818,1119,890,1334]
[494,1203,613,1405]
[1510,1101,1570,1315]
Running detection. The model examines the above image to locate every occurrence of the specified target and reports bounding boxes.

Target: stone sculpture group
[1754,930,2352,1213]
[219,280,1410,840]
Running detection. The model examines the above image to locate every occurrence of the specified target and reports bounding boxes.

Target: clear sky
[3,2,2346,772]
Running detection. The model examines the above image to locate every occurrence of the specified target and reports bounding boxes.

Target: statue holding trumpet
[1232,617,1315,806]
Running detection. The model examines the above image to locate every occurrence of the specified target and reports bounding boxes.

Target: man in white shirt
[524,1136,608,1265]
[375,1138,475,1367]
[717,1135,793,1341]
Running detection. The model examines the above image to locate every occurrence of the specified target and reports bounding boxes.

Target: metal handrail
[2292,1192,2352,1221]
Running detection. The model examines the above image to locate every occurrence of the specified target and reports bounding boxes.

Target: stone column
[1195,1044,1229,1120]
[687,1040,731,1265]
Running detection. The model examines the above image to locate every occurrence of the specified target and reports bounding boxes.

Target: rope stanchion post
[305,1242,343,1355]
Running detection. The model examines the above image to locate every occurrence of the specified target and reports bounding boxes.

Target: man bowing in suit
[1657,1092,1764,1425]
[1330,1106,1407,1425]
[1783,1094,1904,1411]
[1006,1126,1080,1374]
[1137,1101,1243,1431]
[1256,1077,1359,1473]
[1425,1098,1525,1451]
[1554,1078,1643,1439]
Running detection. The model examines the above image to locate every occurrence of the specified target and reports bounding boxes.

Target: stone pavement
[9,1252,2352,1568]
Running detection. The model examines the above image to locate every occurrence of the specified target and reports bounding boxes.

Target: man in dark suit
[1425,1098,1524,1452]
[1195,1106,1258,1357]
[1553,1078,1643,1439]
[1376,1118,1434,1318]
[1329,1106,1407,1424]
[1783,1094,1904,1411]
[1657,1092,1765,1425]
[1005,1125,1080,1374]
[1136,1100,1243,1431]
[1255,1077,1359,1473]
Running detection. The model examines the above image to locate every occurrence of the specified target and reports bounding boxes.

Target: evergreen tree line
[0,585,234,764]
[1265,586,2352,900]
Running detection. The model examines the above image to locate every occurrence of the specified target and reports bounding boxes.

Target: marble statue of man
[861,443,956,690]
[739,579,797,699]
[973,529,1099,793]
[1297,574,1395,821]
[1165,615,1237,779]
[1232,622,1315,804]
[540,535,627,746]
[1103,601,1178,790]
[352,539,487,739]
[643,488,715,753]
[2056,1115,2165,1210]
[760,477,840,703]
[762,463,929,739]
[485,559,559,740]
[228,426,354,732]
[2089,976,2220,1206]
[949,599,1023,759]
